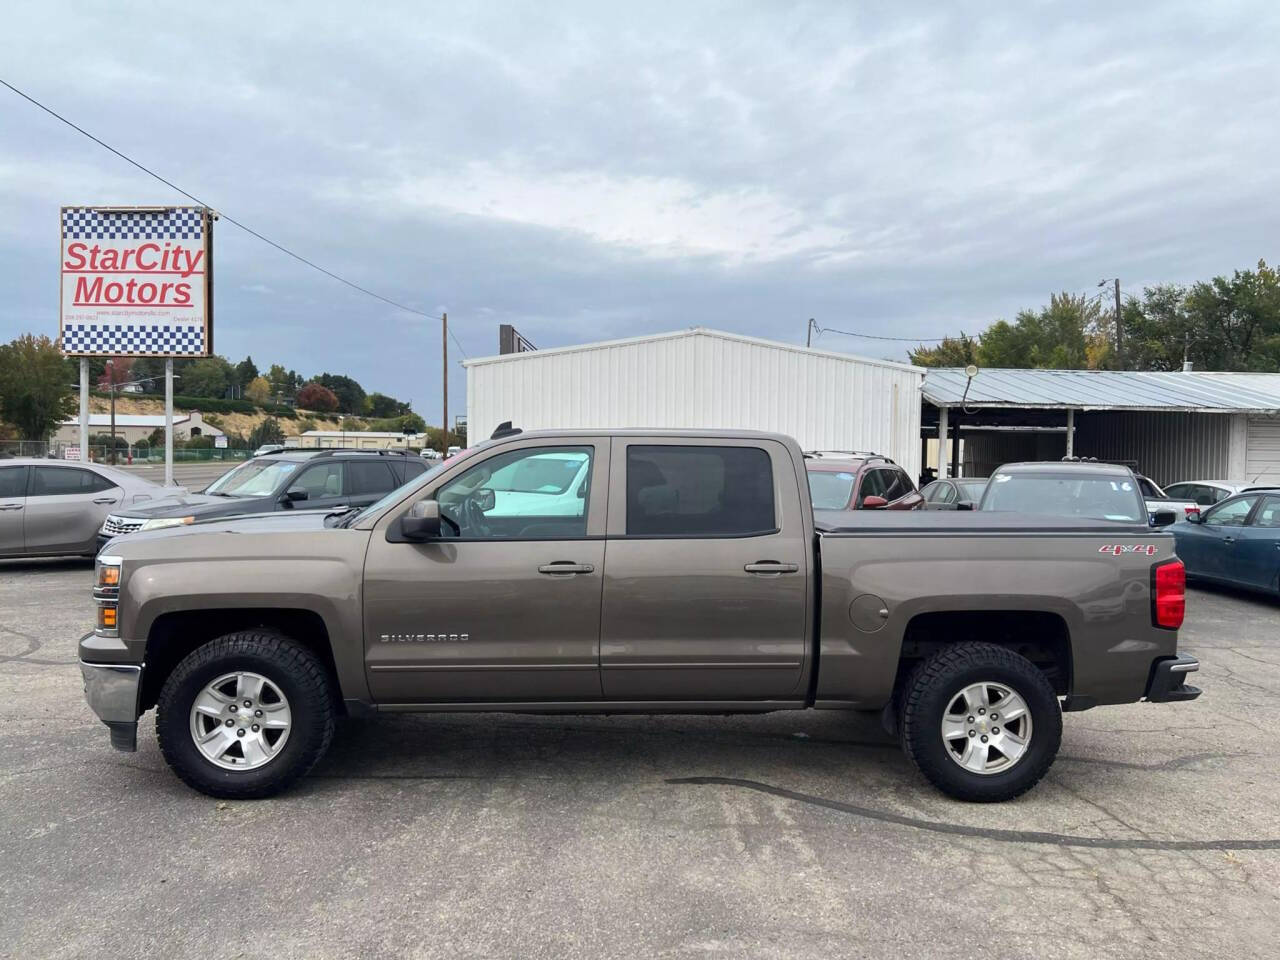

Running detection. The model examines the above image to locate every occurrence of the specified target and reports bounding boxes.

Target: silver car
[0,458,176,559]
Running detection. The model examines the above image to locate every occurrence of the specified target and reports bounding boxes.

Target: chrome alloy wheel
[940,681,1033,775]
[189,671,292,770]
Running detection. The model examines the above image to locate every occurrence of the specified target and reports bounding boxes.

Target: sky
[2,1,1278,426]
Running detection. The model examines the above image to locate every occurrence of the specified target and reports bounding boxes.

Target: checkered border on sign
[61,323,205,355]
[61,207,205,241]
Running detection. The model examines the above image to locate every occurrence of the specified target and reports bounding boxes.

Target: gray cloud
[2,1,1277,420]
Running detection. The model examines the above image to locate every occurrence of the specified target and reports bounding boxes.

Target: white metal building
[465,328,925,478]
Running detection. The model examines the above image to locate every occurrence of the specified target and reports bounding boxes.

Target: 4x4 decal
[1099,544,1158,556]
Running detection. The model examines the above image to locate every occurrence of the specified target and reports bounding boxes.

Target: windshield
[956,479,987,500]
[808,470,857,510]
[981,472,1144,522]
[204,458,302,497]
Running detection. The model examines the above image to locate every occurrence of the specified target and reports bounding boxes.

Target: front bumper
[80,657,143,751]
[1145,654,1202,703]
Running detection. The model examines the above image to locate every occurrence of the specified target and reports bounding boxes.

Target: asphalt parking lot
[1,563,1277,960]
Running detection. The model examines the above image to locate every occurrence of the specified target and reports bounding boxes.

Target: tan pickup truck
[80,427,1200,802]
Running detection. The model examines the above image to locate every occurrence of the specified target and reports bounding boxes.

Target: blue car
[1173,492,1280,595]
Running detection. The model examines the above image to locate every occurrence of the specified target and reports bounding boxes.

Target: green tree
[265,364,290,398]
[0,335,77,440]
[129,357,166,393]
[182,356,235,398]
[909,334,979,368]
[234,356,259,388]
[248,417,286,448]
[366,392,410,418]
[315,373,366,414]
[975,293,1097,369]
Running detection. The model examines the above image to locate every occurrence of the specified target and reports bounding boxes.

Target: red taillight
[1153,560,1185,629]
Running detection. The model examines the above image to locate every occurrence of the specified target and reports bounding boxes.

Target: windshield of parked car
[981,472,1144,522]
[203,458,303,497]
[956,479,987,500]
[807,470,857,510]
[489,453,584,494]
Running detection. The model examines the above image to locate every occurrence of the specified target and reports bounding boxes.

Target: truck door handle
[744,561,799,576]
[0,503,22,511]
[1222,536,1235,544]
[93,498,118,505]
[538,562,595,576]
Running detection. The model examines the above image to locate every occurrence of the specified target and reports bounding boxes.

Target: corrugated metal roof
[463,326,924,375]
[923,368,1280,412]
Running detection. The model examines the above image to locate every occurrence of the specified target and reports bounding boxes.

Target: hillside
[86,396,344,439]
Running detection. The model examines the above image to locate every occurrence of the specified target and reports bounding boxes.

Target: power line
[811,323,956,343]
[1,77,467,358]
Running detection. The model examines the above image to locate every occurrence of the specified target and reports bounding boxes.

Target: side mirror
[475,488,496,512]
[1152,508,1178,528]
[284,486,308,503]
[1183,511,1203,524]
[400,499,442,541]
[862,495,888,509]
[955,500,975,511]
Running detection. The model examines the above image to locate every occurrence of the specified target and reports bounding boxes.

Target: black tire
[156,631,335,799]
[899,642,1062,803]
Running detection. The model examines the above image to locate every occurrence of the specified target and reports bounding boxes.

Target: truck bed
[814,509,1157,536]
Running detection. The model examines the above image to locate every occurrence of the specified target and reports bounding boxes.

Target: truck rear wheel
[156,631,335,799]
[898,642,1061,802]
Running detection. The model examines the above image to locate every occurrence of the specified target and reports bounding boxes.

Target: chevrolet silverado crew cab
[80,428,1201,803]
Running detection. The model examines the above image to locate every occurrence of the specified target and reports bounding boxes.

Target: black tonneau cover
[814,509,1157,536]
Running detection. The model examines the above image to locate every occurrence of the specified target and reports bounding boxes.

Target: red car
[804,451,924,511]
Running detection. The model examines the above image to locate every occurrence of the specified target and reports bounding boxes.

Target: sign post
[59,205,213,484]
[78,358,88,461]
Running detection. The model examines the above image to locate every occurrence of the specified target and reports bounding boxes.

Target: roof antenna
[490,420,522,439]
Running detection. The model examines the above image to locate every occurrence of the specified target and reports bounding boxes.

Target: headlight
[94,555,122,637]
[140,516,195,531]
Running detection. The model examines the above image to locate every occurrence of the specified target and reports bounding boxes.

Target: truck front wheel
[156,631,335,799]
[899,642,1062,802]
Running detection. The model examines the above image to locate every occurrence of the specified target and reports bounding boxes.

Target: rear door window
[0,466,26,499]
[626,445,775,537]
[1253,496,1280,527]
[30,467,116,496]
[934,482,956,504]
[347,460,397,496]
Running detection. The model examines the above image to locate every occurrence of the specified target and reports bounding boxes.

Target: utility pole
[107,358,117,465]
[806,318,817,348]
[441,312,449,447]
[1113,278,1123,369]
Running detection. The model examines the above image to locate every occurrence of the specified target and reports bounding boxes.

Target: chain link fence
[0,439,253,465]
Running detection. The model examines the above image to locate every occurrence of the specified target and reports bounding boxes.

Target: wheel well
[140,608,343,714]
[897,611,1072,696]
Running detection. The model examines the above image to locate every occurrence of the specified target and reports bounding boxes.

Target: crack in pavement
[668,776,1280,851]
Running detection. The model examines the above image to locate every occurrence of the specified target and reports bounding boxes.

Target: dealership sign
[60,205,213,357]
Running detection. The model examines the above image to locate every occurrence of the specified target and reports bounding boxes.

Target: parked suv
[804,451,923,512]
[98,449,427,550]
